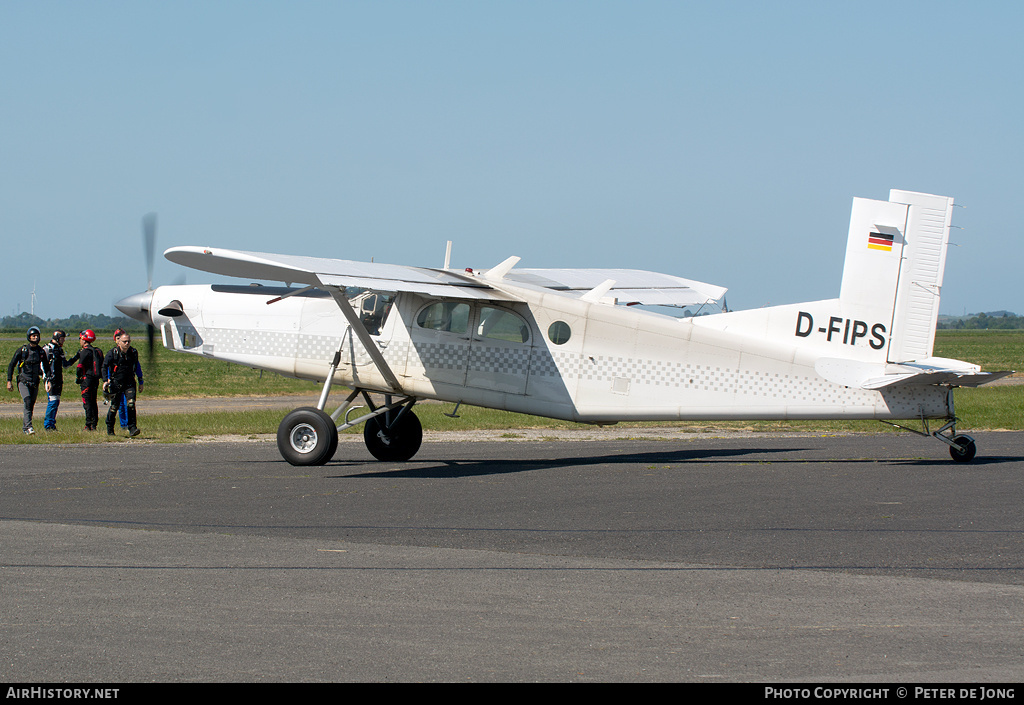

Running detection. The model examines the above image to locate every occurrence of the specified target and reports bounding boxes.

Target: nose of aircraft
[115,290,154,324]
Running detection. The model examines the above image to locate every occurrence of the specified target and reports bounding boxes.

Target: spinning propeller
[141,213,158,363]
[113,213,163,366]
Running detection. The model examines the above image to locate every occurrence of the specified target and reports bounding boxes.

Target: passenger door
[407,300,473,388]
[466,305,533,395]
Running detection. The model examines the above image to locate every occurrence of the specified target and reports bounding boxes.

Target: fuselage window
[477,307,530,344]
[359,293,395,336]
[416,301,470,334]
[547,321,571,345]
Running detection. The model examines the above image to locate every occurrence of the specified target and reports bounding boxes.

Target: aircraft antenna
[444,241,452,270]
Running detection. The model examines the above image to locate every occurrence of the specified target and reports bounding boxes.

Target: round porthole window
[547,321,571,345]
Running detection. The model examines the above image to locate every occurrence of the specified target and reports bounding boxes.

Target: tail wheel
[949,434,977,463]
[277,407,339,466]
[363,410,422,462]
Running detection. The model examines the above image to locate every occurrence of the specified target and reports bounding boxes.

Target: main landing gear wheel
[949,434,977,463]
[364,410,422,462]
[277,407,339,466]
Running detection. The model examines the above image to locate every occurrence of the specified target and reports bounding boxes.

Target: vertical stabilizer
[886,190,954,363]
[839,197,908,318]
[837,197,909,362]
[837,190,953,363]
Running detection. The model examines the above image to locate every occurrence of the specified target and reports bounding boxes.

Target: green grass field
[0,331,321,399]
[1,329,1020,443]
[932,329,1024,373]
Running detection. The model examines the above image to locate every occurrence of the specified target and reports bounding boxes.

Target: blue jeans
[44,393,60,430]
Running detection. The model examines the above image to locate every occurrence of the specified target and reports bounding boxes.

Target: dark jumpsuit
[102,345,142,433]
[76,345,103,430]
[7,343,51,432]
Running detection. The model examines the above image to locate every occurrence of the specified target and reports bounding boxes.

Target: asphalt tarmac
[2,431,1023,683]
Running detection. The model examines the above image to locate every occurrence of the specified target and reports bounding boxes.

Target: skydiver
[74,329,103,431]
[41,329,76,430]
[107,328,140,428]
[102,330,143,437]
[6,326,52,434]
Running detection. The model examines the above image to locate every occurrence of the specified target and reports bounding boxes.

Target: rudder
[838,190,954,364]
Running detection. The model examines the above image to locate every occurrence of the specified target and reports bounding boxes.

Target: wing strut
[266,285,316,305]
[328,288,403,394]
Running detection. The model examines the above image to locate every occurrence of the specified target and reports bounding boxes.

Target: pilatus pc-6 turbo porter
[116,189,1011,465]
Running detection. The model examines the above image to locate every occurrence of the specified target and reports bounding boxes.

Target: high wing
[164,246,727,307]
[164,246,514,301]
[503,268,727,308]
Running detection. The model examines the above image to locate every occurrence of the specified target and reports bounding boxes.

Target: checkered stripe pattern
[531,349,912,407]
[407,341,466,371]
[198,328,407,367]
[468,346,531,376]
[192,327,936,413]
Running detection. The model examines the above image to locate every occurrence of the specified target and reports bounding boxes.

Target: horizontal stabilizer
[815,356,1015,390]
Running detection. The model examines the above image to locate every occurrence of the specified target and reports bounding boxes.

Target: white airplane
[116,189,1012,466]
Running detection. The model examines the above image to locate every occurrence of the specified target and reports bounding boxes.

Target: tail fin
[839,190,954,363]
[693,189,1012,389]
[693,189,954,367]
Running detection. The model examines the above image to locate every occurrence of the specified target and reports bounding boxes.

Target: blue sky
[2,1,1021,319]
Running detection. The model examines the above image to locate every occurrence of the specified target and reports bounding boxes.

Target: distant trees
[938,311,1024,330]
[1,311,143,333]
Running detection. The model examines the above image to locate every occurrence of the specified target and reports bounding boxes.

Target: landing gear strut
[275,388,422,466]
[274,291,423,466]
[876,387,981,464]
[881,411,978,463]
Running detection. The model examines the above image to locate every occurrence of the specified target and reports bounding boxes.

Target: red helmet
[79,329,96,343]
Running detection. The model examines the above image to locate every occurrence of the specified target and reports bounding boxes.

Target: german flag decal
[867,231,894,251]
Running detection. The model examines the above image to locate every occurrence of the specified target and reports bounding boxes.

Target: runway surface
[2,431,1023,682]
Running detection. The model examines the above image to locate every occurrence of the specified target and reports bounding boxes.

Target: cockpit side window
[476,306,530,344]
[416,301,470,334]
[357,292,395,336]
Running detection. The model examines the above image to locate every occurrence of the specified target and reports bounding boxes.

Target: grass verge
[2,384,1019,444]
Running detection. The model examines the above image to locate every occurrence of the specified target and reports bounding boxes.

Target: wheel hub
[289,423,318,453]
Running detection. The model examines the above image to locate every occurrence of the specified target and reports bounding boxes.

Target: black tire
[363,410,422,462]
[277,407,339,466]
[949,434,977,463]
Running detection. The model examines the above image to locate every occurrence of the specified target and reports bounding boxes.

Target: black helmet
[52,329,66,341]
[27,326,41,341]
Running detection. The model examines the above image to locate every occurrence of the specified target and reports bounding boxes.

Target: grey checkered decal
[186,325,938,414]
